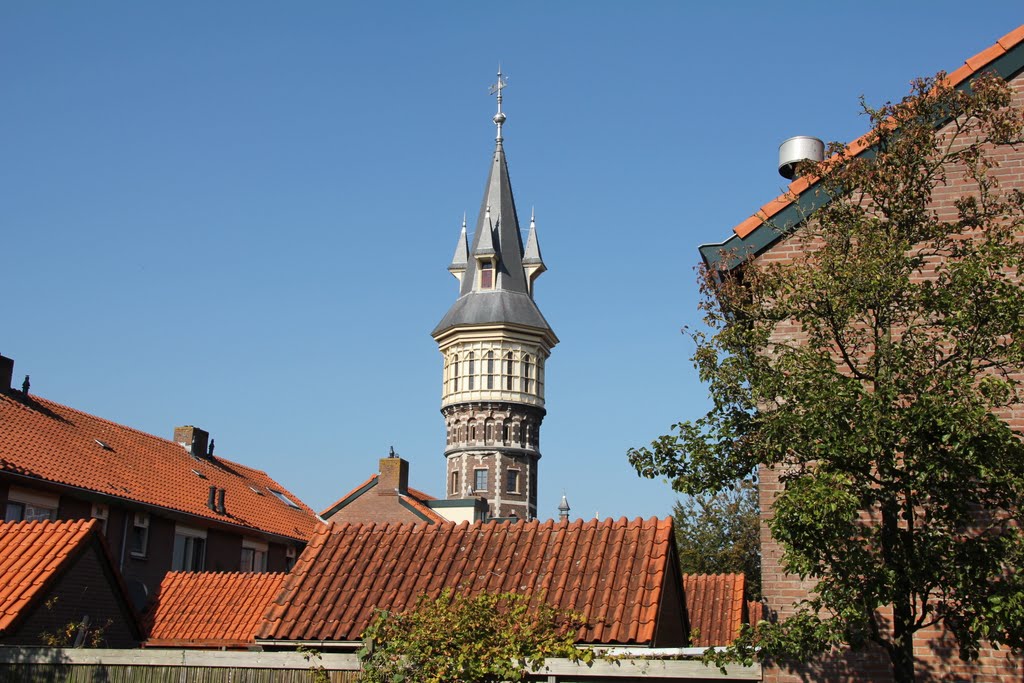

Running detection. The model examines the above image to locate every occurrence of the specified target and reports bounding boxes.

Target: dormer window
[479,260,494,289]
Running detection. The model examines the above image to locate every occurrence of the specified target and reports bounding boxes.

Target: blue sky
[3,3,1021,522]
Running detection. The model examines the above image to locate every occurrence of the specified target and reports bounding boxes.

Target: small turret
[448,215,469,285]
[522,208,546,294]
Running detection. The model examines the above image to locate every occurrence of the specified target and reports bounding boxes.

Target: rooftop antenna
[488,64,508,144]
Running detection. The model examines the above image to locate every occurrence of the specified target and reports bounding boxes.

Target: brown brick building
[699,25,1024,682]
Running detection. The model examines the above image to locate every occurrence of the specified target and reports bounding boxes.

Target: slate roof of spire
[255,517,685,646]
[433,115,555,340]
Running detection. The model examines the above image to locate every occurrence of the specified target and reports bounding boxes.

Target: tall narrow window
[521,355,533,393]
[506,470,520,494]
[172,525,207,571]
[451,354,459,392]
[486,352,495,389]
[451,470,460,496]
[480,261,494,289]
[504,352,514,390]
[467,352,476,390]
[130,512,149,557]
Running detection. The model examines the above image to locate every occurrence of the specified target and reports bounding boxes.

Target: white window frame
[5,486,59,522]
[473,468,488,493]
[505,469,521,494]
[240,538,269,573]
[90,503,109,534]
[172,524,207,571]
[130,512,150,558]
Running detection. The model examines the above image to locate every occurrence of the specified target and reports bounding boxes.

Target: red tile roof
[256,517,678,646]
[0,392,321,542]
[320,474,447,524]
[145,571,286,648]
[682,573,746,647]
[732,25,1024,240]
[0,519,99,634]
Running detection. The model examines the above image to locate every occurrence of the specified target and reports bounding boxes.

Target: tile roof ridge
[730,24,1024,241]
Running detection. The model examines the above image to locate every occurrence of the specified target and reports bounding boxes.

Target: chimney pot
[207,485,217,511]
[216,488,226,514]
[378,455,409,496]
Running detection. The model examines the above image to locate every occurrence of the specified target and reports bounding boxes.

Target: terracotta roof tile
[255,517,676,646]
[682,573,746,647]
[730,25,1024,240]
[0,393,320,541]
[144,571,286,647]
[0,519,98,634]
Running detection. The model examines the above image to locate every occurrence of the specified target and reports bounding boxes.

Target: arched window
[486,351,495,389]
[485,419,494,443]
[502,420,510,444]
[504,352,514,391]
[451,354,459,393]
[521,355,533,394]
[469,420,477,442]
[467,352,475,391]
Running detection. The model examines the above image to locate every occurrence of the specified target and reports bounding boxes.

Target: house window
[504,352,514,390]
[474,469,488,492]
[451,354,459,392]
[485,352,495,389]
[480,261,494,289]
[4,487,58,522]
[467,352,476,390]
[506,470,520,494]
[130,512,149,557]
[240,538,268,573]
[521,355,533,393]
[451,470,460,496]
[91,503,109,534]
[172,525,207,571]
[285,545,297,571]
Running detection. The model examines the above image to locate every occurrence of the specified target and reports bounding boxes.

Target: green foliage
[38,597,112,648]
[358,589,592,683]
[673,478,760,599]
[630,72,1024,682]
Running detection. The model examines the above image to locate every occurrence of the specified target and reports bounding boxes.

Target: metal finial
[488,65,508,142]
[530,206,536,226]
[462,212,467,230]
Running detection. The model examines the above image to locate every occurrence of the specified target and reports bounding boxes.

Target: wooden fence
[0,647,760,682]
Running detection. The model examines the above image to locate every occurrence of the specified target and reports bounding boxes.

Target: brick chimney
[0,355,13,392]
[174,425,210,459]
[378,455,409,496]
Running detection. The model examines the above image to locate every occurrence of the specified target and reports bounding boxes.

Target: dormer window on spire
[479,259,495,289]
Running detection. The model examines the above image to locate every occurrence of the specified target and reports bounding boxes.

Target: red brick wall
[757,69,1024,683]
[323,491,428,525]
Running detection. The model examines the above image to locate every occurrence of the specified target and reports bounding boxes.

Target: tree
[358,589,591,683]
[673,478,760,599]
[629,72,1024,683]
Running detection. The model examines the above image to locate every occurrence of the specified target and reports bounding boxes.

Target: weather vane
[488,65,508,142]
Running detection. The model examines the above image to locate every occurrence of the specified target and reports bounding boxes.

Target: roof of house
[256,516,679,646]
[0,519,123,635]
[682,573,747,647]
[699,24,1024,270]
[0,391,321,542]
[144,571,286,648]
[320,473,447,524]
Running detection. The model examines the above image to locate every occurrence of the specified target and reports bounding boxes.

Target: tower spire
[488,65,508,145]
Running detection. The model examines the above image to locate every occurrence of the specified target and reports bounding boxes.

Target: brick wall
[5,539,138,648]
[757,69,1024,683]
